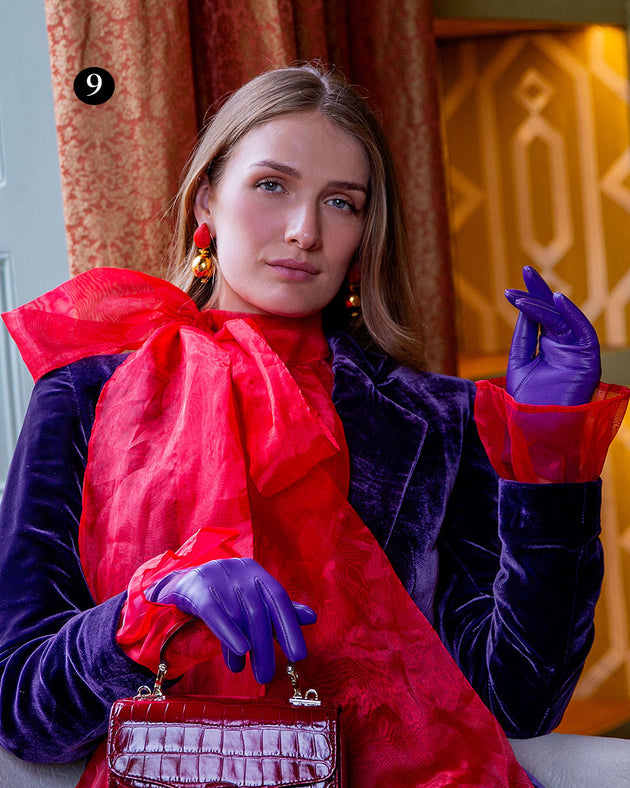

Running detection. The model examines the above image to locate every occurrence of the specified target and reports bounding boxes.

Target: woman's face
[194,111,369,317]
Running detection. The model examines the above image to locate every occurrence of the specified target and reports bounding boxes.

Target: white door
[0,0,69,493]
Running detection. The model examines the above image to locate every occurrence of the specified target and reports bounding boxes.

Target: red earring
[191,223,215,280]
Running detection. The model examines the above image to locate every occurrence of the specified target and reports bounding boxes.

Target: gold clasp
[152,661,168,699]
[286,662,321,707]
[134,660,168,700]
[132,685,153,700]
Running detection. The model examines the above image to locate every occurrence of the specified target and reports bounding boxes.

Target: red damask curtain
[44,0,456,372]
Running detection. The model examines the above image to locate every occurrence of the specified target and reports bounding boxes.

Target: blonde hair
[167,63,425,369]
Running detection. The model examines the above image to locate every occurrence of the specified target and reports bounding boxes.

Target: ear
[193,174,215,234]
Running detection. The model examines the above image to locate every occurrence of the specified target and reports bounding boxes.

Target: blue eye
[327,197,355,213]
[256,179,284,193]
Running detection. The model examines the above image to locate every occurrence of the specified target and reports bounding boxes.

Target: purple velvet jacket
[0,331,603,765]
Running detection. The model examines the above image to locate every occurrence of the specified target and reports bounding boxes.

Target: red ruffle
[2,267,200,382]
[475,378,629,483]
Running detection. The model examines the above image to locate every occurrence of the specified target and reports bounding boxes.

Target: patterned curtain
[43,1,197,276]
[44,0,456,373]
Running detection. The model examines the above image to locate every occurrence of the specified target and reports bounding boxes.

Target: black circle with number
[73,67,115,105]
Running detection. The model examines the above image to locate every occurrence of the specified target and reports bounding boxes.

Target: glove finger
[222,643,246,674]
[507,305,540,364]
[236,585,276,684]
[293,602,317,626]
[255,578,309,664]
[504,288,530,306]
[553,292,600,349]
[511,297,571,339]
[522,265,555,304]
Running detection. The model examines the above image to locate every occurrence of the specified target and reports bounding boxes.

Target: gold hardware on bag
[287,662,321,707]
[136,660,322,707]
[152,661,168,698]
[133,660,168,700]
[133,622,323,707]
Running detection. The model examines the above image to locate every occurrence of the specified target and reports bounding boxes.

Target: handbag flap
[108,696,339,788]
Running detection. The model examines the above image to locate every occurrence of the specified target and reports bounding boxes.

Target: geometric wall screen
[439,27,630,357]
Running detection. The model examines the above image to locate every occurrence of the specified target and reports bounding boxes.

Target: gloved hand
[505,266,601,405]
[145,557,316,684]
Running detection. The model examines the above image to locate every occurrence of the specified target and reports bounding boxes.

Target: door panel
[0,1,69,492]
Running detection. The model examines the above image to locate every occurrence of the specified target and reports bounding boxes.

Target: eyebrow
[250,159,368,194]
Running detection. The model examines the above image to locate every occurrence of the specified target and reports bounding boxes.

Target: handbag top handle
[133,621,322,708]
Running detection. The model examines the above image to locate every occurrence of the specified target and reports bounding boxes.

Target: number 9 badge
[73,67,115,105]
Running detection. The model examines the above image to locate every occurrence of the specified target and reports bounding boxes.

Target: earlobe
[346,261,360,279]
[193,175,215,233]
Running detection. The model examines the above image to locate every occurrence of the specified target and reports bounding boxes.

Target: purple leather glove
[145,557,317,684]
[505,266,601,405]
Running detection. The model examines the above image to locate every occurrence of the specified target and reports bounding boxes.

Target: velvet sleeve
[434,384,603,738]
[0,358,153,763]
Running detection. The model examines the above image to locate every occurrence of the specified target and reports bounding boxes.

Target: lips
[267,259,319,281]
[268,259,318,274]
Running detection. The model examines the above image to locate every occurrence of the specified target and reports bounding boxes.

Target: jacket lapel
[329,332,428,551]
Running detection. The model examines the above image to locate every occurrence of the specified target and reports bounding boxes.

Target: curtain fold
[44,0,456,372]
[341,0,457,373]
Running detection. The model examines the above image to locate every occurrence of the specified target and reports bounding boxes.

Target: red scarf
[4,268,533,787]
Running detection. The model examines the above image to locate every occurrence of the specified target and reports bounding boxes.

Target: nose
[284,202,322,250]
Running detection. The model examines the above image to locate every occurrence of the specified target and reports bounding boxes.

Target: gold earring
[344,269,361,318]
[191,223,215,280]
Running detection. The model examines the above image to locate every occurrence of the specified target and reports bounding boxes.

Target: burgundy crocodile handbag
[107,656,344,788]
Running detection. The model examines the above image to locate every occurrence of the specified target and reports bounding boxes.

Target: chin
[259,298,324,319]
[269,308,320,319]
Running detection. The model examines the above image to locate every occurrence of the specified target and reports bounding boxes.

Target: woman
[0,63,627,787]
